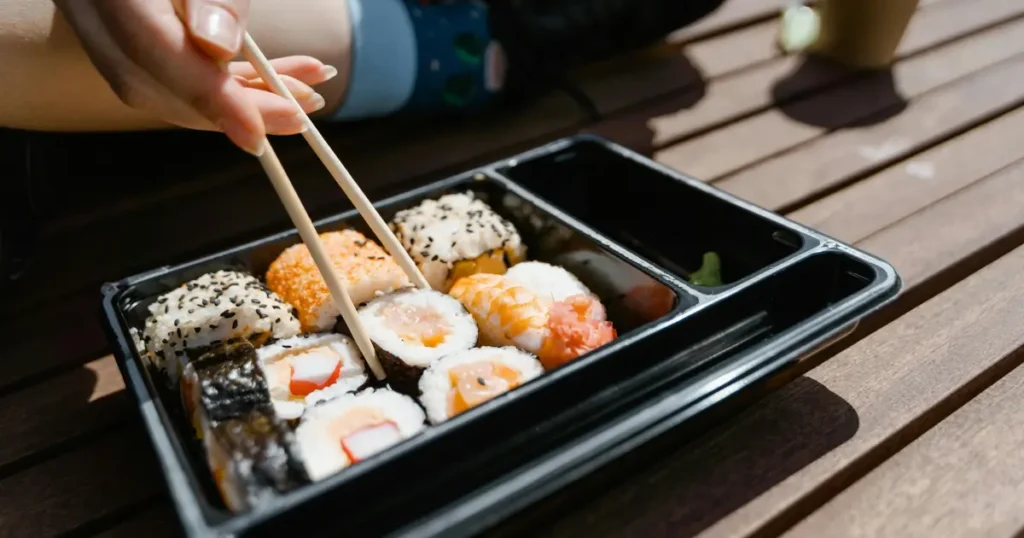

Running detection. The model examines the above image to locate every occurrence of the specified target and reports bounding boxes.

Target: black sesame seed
[164,305,170,314]
[158,297,168,304]
[188,309,195,314]
[221,311,236,319]
[477,377,486,386]
[282,345,292,349]
[194,327,201,334]
[209,324,218,330]
[232,319,239,329]
[162,339,169,344]
[176,328,183,338]
[213,298,221,306]
[276,318,282,323]
[174,319,180,327]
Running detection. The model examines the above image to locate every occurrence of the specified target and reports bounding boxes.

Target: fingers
[98,0,277,155]
[228,56,337,86]
[184,0,250,61]
[237,74,324,111]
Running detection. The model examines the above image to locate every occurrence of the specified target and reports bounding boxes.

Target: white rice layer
[141,270,301,382]
[257,333,368,420]
[295,388,426,481]
[359,288,478,368]
[418,346,544,425]
[505,261,599,306]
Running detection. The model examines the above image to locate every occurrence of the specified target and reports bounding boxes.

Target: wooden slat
[716,20,1024,212]
[95,504,179,538]
[0,290,108,394]
[782,363,1024,538]
[654,10,1024,180]
[0,428,160,537]
[588,0,1024,154]
[788,105,1024,244]
[0,357,126,471]
[539,159,1024,538]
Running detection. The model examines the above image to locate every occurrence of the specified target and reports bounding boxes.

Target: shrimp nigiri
[449,273,617,370]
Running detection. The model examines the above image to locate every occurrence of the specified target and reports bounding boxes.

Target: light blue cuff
[333,0,418,120]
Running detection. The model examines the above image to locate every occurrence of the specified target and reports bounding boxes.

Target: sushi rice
[256,333,369,420]
[141,270,301,383]
[390,192,527,292]
[505,261,601,310]
[419,346,544,425]
[295,388,427,481]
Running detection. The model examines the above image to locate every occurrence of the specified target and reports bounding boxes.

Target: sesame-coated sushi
[256,333,369,420]
[418,346,543,425]
[390,192,527,292]
[449,273,618,371]
[182,341,309,512]
[294,388,426,481]
[140,270,301,384]
[358,288,478,393]
[266,230,412,332]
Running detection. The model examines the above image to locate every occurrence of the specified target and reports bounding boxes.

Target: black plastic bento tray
[101,135,901,538]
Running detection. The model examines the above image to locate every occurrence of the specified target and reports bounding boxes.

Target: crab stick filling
[328,407,402,464]
[264,345,345,398]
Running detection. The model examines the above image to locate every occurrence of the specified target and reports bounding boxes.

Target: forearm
[0,0,352,132]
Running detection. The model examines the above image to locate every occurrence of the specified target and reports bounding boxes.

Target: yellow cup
[780,0,919,69]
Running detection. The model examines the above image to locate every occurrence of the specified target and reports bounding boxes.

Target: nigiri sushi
[294,388,426,481]
[448,273,617,370]
[266,230,411,332]
[256,333,369,420]
[358,288,478,393]
[140,270,302,383]
[418,346,543,425]
[390,192,527,292]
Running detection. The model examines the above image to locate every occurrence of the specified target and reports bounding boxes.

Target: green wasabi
[689,252,723,287]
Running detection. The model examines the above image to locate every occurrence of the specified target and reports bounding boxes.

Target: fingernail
[305,93,326,112]
[319,65,339,82]
[281,79,313,100]
[193,4,242,54]
[219,119,264,156]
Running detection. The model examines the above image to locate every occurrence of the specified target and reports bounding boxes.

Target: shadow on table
[771,56,909,129]
[492,376,859,538]
[581,50,709,155]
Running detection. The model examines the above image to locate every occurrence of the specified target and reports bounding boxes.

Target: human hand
[54,0,334,155]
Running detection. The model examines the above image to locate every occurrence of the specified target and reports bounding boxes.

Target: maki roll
[140,270,301,383]
[266,230,411,332]
[449,273,617,371]
[257,333,369,420]
[419,346,543,425]
[554,249,677,324]
[390,192,527,292]
[295,388,426,481]
[182,341,309,512]
[358,288,478,393]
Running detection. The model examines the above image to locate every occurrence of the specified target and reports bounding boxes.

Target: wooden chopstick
[240,33,431,291]
[253,139,387,380]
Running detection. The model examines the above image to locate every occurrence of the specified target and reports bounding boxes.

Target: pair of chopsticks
[240,34,430,381]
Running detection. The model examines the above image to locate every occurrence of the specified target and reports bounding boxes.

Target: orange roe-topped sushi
[266,230,411,332]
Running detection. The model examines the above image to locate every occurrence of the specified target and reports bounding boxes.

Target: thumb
[182,0,251,62]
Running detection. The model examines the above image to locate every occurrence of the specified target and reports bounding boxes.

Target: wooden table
[5,0,1024,536]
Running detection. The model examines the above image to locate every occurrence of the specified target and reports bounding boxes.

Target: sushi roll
[257,333,369,420]
[182,341,309,512]
[358,288,478,393]
[449,273,617,371]
[140,270,302,383]
[294,388,426,481]
[505,261,601,310]
[418,346,543,425]
[266,230,411,332]
[390,192,527,292]
[554,249,677,324]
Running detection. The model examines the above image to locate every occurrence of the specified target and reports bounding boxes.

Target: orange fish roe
[539,294,617,370]
[266,230,411,332]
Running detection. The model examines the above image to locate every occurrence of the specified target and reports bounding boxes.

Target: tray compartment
[496,137,814,289]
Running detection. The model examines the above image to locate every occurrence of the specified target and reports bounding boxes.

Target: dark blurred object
[491,0,726,104]
[0,129,38,289]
